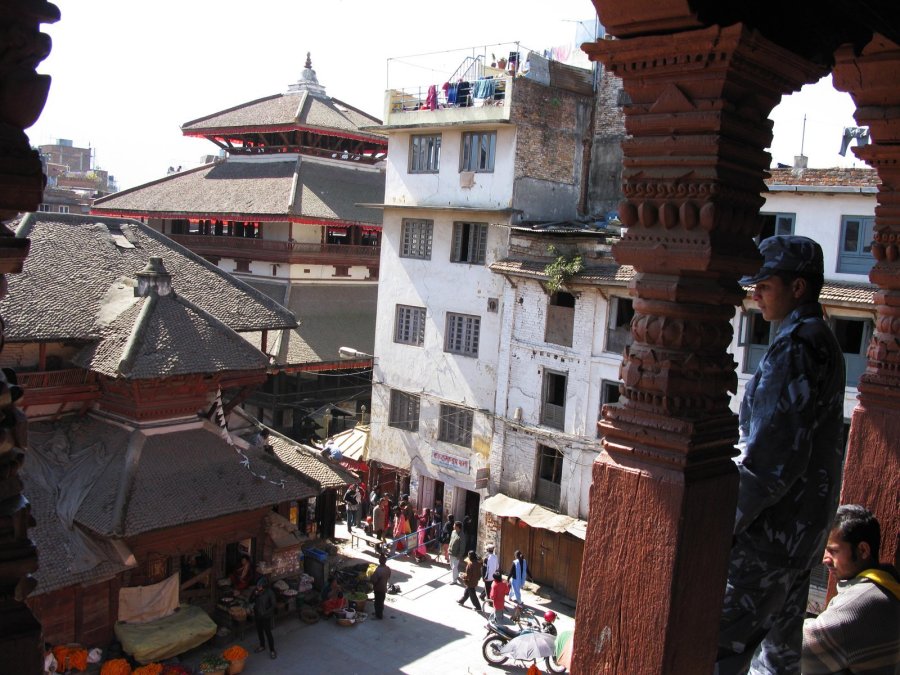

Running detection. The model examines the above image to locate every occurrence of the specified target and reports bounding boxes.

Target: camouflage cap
[740,235,824,285]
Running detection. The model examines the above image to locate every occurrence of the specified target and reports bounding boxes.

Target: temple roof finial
[287,51,327,97]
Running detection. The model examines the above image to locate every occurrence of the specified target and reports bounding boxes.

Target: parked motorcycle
[482,609,566,672]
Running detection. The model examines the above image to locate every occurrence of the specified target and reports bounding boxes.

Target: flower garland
[222,645,249,661]
[100,660,132,675]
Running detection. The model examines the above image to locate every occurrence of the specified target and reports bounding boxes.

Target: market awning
[326,424,369,472]
[480,493,587,540]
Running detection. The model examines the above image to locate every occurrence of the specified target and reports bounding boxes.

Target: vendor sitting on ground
[320,576,347,616]
[230,554,256,591]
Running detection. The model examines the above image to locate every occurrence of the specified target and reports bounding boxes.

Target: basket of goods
[335,608,356,626]
[198,654,230,674]
[299,605,319,624]
[100,659,132,675]
[222,645,249,675]
[347,591,368,611]
[228,605,248,622]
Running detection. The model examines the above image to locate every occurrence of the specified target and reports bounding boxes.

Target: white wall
[384,128,517,211]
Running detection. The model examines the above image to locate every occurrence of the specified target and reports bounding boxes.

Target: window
[739,310,775,374]
[38,203,52,212]
[546,291,576,347]
[606,297,634,353]
[400,219,433,259]
[445,312,480,357]
[394,305,426,346]
[757,212,795,241]
[389,390,420,432]
[58,205,70,214]
[439,403,473,447]
[831,317,873,387]
[838,216,876,274]
[234,259,251,273]
[535,444,563,510]
[598,379,622,438]
[541,370,567,430]
[409,134,441,173]
[460,131,497,172]
[451,222,488,264]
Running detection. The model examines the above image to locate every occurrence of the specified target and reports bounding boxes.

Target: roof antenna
[794,114,808,171]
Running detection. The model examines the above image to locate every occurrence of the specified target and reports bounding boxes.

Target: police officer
[716,236,846,675]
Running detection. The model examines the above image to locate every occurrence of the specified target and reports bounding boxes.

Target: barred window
[400,219,433,259]
[409,134,441,173]
[439,403,473,447]
[389,389,420,432]
[394,305,426,346]
[460,131,496,172]
[451,222,488,264]
[445,313,480,357]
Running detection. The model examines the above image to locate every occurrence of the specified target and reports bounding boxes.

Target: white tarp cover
[480,493,587,540]
[118,573,179,623]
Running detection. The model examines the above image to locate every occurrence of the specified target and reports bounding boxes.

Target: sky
[28,0,865,191]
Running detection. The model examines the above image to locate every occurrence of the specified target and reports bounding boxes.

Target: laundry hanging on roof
[424,84,438,110]
[472,78,497,106]
[839,126,870,156]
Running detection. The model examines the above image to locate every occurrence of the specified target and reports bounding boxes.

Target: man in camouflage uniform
[716,235,846,675]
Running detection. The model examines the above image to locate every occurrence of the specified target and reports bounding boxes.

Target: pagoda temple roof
[2,213,298,341]
[181,90,386,145]
[72,283,269,379]
[91,157,385,226]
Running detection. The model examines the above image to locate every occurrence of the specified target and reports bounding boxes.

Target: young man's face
[752,275,803,322]
[823,528,870,580]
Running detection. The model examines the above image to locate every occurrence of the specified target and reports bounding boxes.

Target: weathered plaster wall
[586,65,626,218]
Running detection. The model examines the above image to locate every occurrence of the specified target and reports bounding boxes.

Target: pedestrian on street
[441,514,454,564]
[370,554,391,620]
[457,551,483,612]
[344,483,360,531]
[716,236,846,675]
[448,521,464,584]
[481,543,498,601]
[507,550,529,604]
[251,576,277,660]
[489,572,510,625]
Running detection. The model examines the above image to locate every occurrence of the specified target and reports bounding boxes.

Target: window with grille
[439,403,473,447]
[445,312,480,357]
[450,222,488,264]
[389,389,420,432]
[535,444,563,510]
[409,134,441,173]
[394,305,426,346]
[400,219,433,259]
[460,131,497,172]
[58,205,70,214]
[838,216,876,275]
[541,370,567,430]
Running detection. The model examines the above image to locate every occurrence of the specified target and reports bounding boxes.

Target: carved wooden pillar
[832,36,900,569]
[576,25,825,674]
[0,1,59,673]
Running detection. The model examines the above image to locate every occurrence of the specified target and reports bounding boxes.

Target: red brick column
[575,25,825,674]
[833,36,900,570]
[0,1,59,672]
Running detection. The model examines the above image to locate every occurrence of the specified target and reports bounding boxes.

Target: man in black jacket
[252,577,277,659]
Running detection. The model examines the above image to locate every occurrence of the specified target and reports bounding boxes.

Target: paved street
[180,534,574,674]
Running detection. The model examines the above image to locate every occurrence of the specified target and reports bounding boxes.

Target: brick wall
[587,64,627,217]
[510,77,591,185]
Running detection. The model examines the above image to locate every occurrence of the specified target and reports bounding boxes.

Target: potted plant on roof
[198,654,230,675]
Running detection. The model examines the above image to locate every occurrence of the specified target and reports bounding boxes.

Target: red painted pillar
[575,24,825,673]
[833,36,900,569]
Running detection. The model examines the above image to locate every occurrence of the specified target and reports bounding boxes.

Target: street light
[338,346,374,360]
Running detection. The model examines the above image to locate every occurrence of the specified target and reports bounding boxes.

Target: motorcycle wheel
[482,637,508,665]
[545,655,567,673]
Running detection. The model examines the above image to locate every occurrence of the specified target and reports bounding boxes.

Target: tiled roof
[241,283,377,366]
[73,419,319,538]
[92,157,385,226]
[73,291,268,379]
[2,213,296,341]
[181,91,386,143]
[765,167,879,188]
[92,160,297,217]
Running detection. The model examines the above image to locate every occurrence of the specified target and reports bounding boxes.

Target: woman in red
[489,571,510,624]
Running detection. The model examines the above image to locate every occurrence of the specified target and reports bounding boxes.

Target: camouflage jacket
[735,302,846,568]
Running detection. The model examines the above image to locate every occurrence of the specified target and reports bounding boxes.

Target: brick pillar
[833,36,900,569]
[0,2,59,673]
[575,25,825,674]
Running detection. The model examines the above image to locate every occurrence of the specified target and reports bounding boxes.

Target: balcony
[168,234,380,267]
[17,368,99,407]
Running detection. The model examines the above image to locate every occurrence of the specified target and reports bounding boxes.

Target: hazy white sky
[28,0,864,191]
